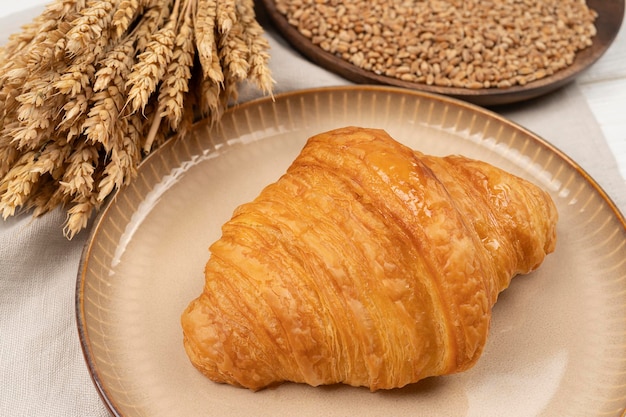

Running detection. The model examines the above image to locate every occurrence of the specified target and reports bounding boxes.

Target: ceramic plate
[76,86,626,417]
[259,0,624,106]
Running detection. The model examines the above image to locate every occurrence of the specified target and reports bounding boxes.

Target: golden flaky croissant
[181,126,558,391]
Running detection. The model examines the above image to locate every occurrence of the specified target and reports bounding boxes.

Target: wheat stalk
[0,0,273,238]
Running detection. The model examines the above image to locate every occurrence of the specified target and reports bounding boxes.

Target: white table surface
[1,2,625,417]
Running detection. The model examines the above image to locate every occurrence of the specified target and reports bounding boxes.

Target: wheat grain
[195,65,222,122]
[97,115,142,200]
[54,57,95,97]
[177,87,196,139]
[25,19,76,70]
[0,151,40,218]
[1,42,47,111]
[0,75,23,134]
[87,41,132,149]
[97,124,125,200]
[10,74,64,151]
[112,0,141,39]
[275,0,597,89]
[125,107,146,161]
[83,86,125,148]
[10,109,55,152]
[93,36,135,92]
[43,0,87,20]
[216,0,236,33]
[112,0,169,39]
[52,23,75,64]
[63,191,101,239]
[134,1,173,52]
[206,44,225,86]
[8,0,85,70]
[58,91,92,139]
[66,0,117,56]
[0,137,19,178]
[0,141,68,217]
[54,22,110,118]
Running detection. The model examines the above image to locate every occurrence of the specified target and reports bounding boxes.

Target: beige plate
[76,86,626,417]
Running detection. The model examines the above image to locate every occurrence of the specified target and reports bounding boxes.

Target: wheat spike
[126,16,177,113]
[158,2,195,130]
[58,140,100,199]
[0,0,273,237]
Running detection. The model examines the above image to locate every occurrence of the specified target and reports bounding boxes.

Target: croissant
[181,126,557,391]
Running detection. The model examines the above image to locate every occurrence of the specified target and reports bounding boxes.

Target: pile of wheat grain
[0,0,272,238]
[276,0,597,89]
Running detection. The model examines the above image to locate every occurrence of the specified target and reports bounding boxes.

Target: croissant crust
[181,126,558,391]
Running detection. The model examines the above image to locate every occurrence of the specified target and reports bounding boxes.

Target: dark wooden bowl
[258,0,624,107]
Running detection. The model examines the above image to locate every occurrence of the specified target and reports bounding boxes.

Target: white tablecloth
[1,4,625,417]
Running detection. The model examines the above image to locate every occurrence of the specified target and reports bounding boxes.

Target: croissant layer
[181,126,558,391]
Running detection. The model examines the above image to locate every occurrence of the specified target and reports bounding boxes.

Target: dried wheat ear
[0,0,273,238]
